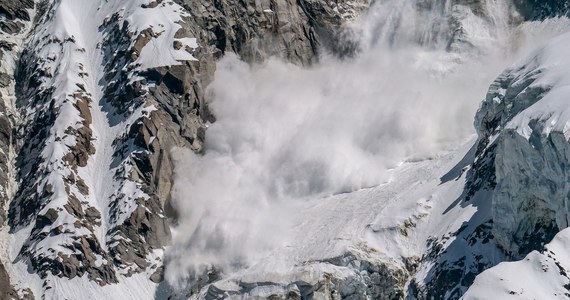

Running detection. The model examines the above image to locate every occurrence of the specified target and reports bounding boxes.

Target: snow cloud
[163,0,570,289]
[164,50,499,287]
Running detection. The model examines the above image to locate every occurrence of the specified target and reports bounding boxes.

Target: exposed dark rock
[0,262,19,300]
[131,27,157,61]
[513,0,570,20]
[0,73,11,87]
[141,0,163,9]
[0,20,24,35]
[0,0,34,21]
[198,250,409,300]
[150,266,165,283]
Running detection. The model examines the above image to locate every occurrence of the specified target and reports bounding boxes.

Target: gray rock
[0,262,19,300]
[0,0,34,21]
[150,266,165,283]
[512,0,570,20]
[0,20,24,35]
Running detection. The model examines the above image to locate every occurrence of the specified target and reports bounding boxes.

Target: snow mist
[164,0,570,288]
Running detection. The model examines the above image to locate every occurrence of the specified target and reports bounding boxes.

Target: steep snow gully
[4,0,570,299]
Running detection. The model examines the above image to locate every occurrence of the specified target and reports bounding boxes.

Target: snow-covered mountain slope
[10,0,201,286]
[3,0,570,299]
[465,227,570,299]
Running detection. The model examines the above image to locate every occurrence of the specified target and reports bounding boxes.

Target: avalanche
[166,1,570,299]
[3,0,570,299]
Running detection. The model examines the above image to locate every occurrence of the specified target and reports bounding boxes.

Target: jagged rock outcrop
[0,0,34,23]
[0,262,18,300]
[0,0,36,296]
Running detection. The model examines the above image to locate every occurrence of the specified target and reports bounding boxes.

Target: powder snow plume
[163,0,570,289]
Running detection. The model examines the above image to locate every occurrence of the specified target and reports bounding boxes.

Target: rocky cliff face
[175,0,367,65]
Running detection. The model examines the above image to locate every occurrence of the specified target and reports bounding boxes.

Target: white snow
[126,1,198,68]
[464,228,570,300]
[504,31,570,140]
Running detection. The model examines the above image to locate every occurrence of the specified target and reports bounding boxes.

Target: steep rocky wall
[408,28,570,300]
[404,4,570,298]
[106,0,369,282]
[176,0,368,66]
[0,0,34,230]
